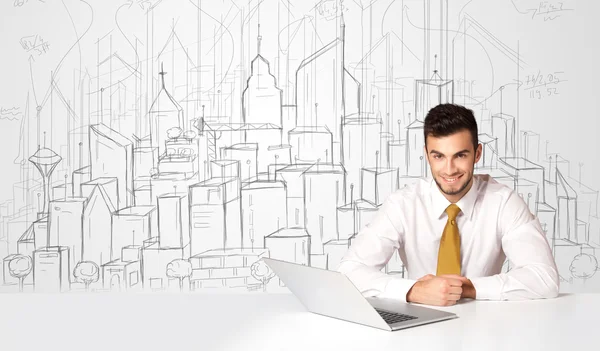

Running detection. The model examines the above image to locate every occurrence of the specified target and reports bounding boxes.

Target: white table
[0,292,598,351]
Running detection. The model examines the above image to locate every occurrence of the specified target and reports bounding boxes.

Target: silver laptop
[263,257,458,331]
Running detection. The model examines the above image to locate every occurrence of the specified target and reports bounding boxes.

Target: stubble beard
[434,171,474,197]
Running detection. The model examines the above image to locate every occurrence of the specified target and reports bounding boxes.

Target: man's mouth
[441,174,463,184]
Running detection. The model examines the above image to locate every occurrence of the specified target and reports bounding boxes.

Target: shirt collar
[429,175,479,221]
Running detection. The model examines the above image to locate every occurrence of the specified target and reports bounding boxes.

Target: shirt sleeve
[470,191,560,300]
[336,194,418,303]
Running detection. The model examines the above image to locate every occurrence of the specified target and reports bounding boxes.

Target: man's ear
[474,143,482,164]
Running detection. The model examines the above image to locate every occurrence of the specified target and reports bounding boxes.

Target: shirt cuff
[377,277,418,303]
[470,275,503,300]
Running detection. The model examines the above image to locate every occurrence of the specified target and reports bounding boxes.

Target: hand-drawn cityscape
[0,0,597,294]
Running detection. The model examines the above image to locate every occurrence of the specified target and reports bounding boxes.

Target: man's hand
[439,274,477,299]
[405,274,464,306]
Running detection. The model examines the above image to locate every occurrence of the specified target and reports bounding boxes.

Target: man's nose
[445,159,457,174]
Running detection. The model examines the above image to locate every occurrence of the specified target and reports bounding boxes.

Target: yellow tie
[436,204,462,276]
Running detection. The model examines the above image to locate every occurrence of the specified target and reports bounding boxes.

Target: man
[337,103,559,307]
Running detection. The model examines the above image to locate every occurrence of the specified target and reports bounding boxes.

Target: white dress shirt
[337,174,559,302]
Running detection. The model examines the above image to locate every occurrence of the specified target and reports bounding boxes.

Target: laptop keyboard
[374,308,418,324]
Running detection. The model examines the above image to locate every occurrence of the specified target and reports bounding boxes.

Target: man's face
[425,129,482,202]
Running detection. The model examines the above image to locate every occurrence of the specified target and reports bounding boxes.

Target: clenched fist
[405,274,465,306]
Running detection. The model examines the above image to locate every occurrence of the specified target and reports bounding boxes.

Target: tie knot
[445,204,461,220]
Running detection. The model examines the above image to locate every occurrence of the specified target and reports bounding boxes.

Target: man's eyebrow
[429,149,471,156]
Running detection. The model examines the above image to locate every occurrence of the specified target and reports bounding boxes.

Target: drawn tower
[149,63,185,159]
[295,11,360,165]
[29,147,62,219]
[241,23,284,176]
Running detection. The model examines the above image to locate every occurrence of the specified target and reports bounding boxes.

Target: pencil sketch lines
[0,0,596,295]
[20,35,50,57]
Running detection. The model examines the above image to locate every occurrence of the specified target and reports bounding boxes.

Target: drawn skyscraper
[342,116,382,200]
[406,119,427,177]
[295,13,360,163]
[417,0,452,121]
[83,185,116,266]
[242,24,283,127]
[304,164,346,254]
[189,176,242,256]
[48,197,86,282]
[241,180,286,250]
[492,113,516,158]
[89,124,134,210]
[157,192,190,253]
[242,24,284,175]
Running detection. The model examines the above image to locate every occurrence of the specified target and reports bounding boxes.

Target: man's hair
[423,103,479,150]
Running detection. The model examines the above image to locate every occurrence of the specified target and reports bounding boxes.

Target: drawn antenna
[257,24,262,55]
[159,62,167,88]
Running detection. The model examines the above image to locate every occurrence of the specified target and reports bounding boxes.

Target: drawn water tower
[29,147,62,218]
